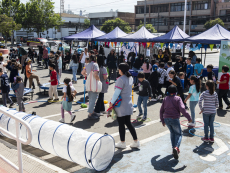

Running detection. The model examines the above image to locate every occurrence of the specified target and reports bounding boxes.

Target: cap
[152,65,158,72]
[78,45,80,47]
[59,42,62,45]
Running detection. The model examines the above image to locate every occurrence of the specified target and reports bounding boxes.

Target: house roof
[59,13,87,18]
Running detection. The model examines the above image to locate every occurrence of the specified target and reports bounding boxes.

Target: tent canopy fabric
[63,25,105,41]
[150,25,189,42]
[94,27,128,42]
[116,26,157,42]
[185,24,230,44]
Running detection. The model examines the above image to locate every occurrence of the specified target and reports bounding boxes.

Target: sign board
[120,43,139,62]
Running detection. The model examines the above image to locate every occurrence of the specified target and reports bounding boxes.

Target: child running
[184,75,201,126]
[199,80,218,143]
[59,78,77,123]
[12,76,25,112]
[160,85,192,160]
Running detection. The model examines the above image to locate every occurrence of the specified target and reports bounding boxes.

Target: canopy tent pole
[204,49,207,67]
[182,42,185,57]
[201,46,203,64]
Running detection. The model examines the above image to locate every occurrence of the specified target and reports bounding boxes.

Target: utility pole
[144,0,147,27]
[183,0,187,32]
[189,0,192,35]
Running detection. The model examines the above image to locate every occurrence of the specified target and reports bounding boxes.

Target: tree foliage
[204,18,224,29]
[21,0,63,36]
[84,19,90,29]
[101,18,131,33]
[137,21,157,33]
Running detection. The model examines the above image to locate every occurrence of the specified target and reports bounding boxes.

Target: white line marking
[200,155,216,162]
[212,138,229,156]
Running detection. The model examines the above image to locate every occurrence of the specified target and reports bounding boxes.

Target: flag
[203,44,208,51]
[160,43,164,48]
[152,42,155,48]
[147,42,151,48]
[209,44,214,51]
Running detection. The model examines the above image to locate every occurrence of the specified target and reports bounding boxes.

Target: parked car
[27,38,48,47]
[0,43,5,48]
[46,40,70,53]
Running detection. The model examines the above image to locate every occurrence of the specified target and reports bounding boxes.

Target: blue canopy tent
[63,25,105,41]
[150,25,189,42]
[94,26,128,42]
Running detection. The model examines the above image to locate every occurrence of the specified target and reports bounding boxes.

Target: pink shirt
[141,63,152,73]
[43,48,48,59]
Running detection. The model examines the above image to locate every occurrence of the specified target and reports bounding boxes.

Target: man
[37,42,43,66]
[17,44,27,74]
[26,59,42,88]
[118,51,125,65]
[42,45,49,69]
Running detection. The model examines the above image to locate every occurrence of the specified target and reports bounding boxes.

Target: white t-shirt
[63,85,75,93]
[81,52,88,64]
[166,67,174,81]
[0,62,6,73]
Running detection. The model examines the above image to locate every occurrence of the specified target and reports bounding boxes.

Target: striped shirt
[158,68,167,84]
[199,90,218,114]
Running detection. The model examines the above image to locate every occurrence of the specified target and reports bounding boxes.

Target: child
[48,63,59,102]
[166,61,174,89]
[174,56,182,74]
[179,72,185,90]
[12,76,25,112]
[149,65,160,101]
[57,51,62,85]
[137,72,152,121]
[207,64,217,82]
[0,68,14,107]
[199,80,218,143]
[194,58,204,78]
[141,58,152,80]
[216,65,230,109]
[185,57,193,88]
[59,78,77,123]
[184,75,201,126]
[0,56,7,74]
[157,62,167,97]
[160,85,192,160]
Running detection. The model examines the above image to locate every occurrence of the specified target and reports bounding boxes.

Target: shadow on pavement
[182,127,195,137]
[73,118,100,130]
[151,155,187,172]
[217,109,228,117]
[193,142,214,156]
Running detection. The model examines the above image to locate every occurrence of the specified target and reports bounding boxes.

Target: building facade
[135,0,230,35]
[89,11,135,30]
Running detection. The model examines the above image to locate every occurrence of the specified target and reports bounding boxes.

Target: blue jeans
[164,118,182,149]
[203,113,215,139]
[88,91,98,114]
[72,64,79,82]
[57,73,59,85]
[137,96,148,117]
[190,101,198,123]
[132,67,139,84]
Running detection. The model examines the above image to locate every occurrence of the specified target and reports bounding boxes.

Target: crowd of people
[0,43,230,160]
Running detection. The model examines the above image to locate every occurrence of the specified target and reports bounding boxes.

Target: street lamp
[183,0,187,32]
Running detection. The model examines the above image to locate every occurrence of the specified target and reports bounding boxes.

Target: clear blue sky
[21,0,137,14]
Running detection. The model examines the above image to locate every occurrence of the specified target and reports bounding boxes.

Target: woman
[80,48,88,78]
[157,49,165,62]
[72,55,79,84]
[81,55,100,119]
[94,55,109,115]
[189,51,197,65]
[109,63,140,149]
[107,49,117,82]
[141,58,152,80]
[163,48,172,61]
[6,59,22,86]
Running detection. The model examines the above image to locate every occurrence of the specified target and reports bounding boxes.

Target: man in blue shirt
[77,45,83,55]
[194,58,204,78]
[185,57,193,88]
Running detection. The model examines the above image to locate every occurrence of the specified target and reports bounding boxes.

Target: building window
[151,4,169,13]
[170,2,191,12]
[170,17,189,25]
[193,0,211,10]
[191,16,210,25]
[150,18,168,26]
[136,6,149,14]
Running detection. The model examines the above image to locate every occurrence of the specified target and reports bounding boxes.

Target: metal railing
[0,109,32,173]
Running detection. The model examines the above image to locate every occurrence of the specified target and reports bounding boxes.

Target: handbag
[86,63,102,92]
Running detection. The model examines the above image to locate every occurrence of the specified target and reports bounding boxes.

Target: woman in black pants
[109,63,140,149]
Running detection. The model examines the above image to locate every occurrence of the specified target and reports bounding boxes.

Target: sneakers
[173,147,180,160]
[151,98,158,101]
[202,137,209,142]
[59,118,65,123]
[9,103,14,108]
[53,99,59,102]
[185,105,189,110]
[226,105,230,109]
[157,95,162,100]
[187,123,196,127]
[115,142,126,149]
[137,113,143,118]
[70,115,76,122]
[209,138,214,143]
[47,98,53,102]
[87,114,99,120]
[130,141,140,148]
[218,107,223,110]
[141,116,147,121]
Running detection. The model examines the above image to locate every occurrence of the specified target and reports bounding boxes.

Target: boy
[194,58,204,78]
[48,63,59,102]
[174,56,182,74]
[137,72,152,121]
[185,57,193,88]
[0,56,7,74]
[0,68,14,107]
[207,64,217,82]
[12,76,25,112]
[149,65,161,101]
[26,59,42,88]
[166,61,174,89]
[157,62,167,97]
[216,65,230,109]
[179,72,185,90]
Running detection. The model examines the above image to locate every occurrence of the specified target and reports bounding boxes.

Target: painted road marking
[212,138,229,156]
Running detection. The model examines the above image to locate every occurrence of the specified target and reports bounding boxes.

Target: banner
[160,43,164,48]
[147,42,151,48]
[218,40,230,85]
[152,42,155,48]
[210,44,214,51]
[120,44,139,61]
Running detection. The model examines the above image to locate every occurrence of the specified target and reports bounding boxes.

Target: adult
[58,43,64,55]
[99,45,105,56]
[43,45,49,69]
[141,58,152,80]
[132,54,144,85]
[81,55,100,119]
[189,51,197,65]
[77,45,83,55]
[107,49,117,82]
[0,56,7,74]
[26,59,42,88]
[157,49,165,63]
[56,51,62,84]
[6,59,22,86]
[37,42,43,65]
[118,51,125,65]
[63,52,71,70]
[17,44,27,74]
[109,63,140,149]
[80,48,89,78]
[94,55,109,115]
[163,48,172,61]
[71,55,79,84]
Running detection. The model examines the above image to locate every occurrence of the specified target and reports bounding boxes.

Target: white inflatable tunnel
[0,107,115,171]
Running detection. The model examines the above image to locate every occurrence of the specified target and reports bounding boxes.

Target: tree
[0,14,21,47]
[137,21,157,33]
[21,0,63,37]
[101,18,131,33]
[83,19,90,29]
[204,18,224,29]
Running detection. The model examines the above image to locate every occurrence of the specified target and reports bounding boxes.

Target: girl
[157,49,165,63]
[59,78,77,123]
[6,59,22,85]
[141,58,152,80]
[184,75,201,126]
[71,55,79,84]
[12,76,25,112]
[199,80,218,143]
[160,85,192,160]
